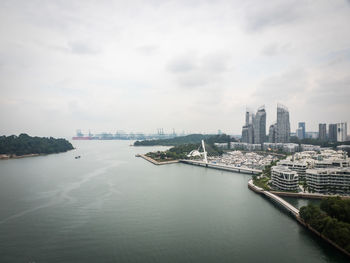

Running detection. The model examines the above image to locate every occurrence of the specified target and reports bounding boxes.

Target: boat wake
[0,161,123,225]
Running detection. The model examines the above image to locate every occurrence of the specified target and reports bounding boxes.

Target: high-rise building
[245,111,250,126]
[297,122,305,140]
[253,106,266,144]
[242,110,254,144]
[318,123,327,141]
[242,124,254,143]
[328,124,337,142]
[241,107,266,144]
[268,123,276,143]
[337,122,348,142]
[296,127,303,140]
[276,104,290,143]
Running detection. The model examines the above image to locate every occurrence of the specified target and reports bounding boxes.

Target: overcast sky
[1,0,349,137]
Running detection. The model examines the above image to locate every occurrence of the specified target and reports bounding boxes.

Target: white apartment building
[271,166,299,191]
[306,168,350,195]
[314,159,350,168]
[278,160,308,179]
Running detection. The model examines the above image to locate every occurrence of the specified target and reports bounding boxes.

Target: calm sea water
[0,140,348,262]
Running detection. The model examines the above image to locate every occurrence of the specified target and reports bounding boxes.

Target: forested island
[0,134,74,158]
[300,197,350,254]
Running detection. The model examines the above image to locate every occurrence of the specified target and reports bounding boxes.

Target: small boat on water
[75,156,81,159]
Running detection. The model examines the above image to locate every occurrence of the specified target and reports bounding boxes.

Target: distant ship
[72,129,92,140]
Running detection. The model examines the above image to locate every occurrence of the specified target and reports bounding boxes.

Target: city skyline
[0,1,350,137]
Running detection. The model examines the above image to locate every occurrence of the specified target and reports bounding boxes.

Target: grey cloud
[255,69,308,101]
[201,53,231,73]
[304,75,350,123]
[67,41,99,55]
[167,52,231,89]
[5,1,82,32]
[177,72,208,87]
[167,55,197,73]
[135,45,158,55]
[306,74,350,106]
[244,0,303,32]
[262,43,292,56]
[48,41,100,55]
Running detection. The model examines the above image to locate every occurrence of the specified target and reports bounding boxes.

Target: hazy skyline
[1,0,350,137]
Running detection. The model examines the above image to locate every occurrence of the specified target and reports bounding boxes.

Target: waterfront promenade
[180,160,262,175]
[248,180,299,217]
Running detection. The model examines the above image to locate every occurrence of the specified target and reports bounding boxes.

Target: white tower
[201,140,208,164]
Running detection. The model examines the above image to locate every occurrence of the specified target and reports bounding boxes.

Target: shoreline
[0,153,41,160]
[0,149,74,160]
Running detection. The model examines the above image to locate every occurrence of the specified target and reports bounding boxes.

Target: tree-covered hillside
[300,197,350,253]
[0,134,74,156]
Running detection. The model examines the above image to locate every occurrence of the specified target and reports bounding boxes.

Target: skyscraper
[241,110,254,143]
[296,127,303,140]
[337,122,348,142]
[328,124,337,142]
[242,107,266,144]
[318,123,327,141]
[298,122,305,139]
[268,123,277,143]
[253,106,267,144]
[276,104,290,143]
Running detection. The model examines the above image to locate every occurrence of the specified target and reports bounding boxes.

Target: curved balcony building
[271,166,299,191]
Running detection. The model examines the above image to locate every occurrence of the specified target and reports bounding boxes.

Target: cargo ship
[72,129,93,140]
